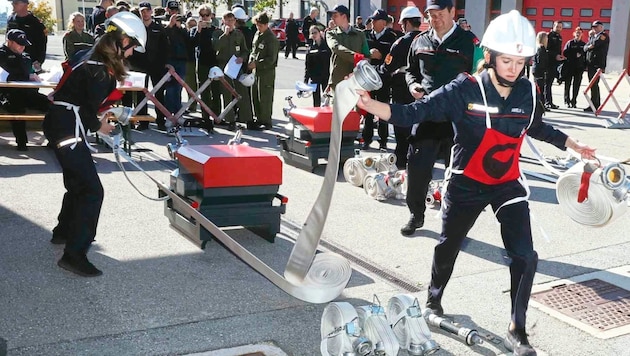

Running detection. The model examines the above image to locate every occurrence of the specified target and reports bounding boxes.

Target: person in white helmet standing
[43,12,147,277]
[355,10,596,355]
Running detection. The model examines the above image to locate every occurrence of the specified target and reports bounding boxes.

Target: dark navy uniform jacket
[378,30,421,104]
[7,12,47,64]
[584,31,610,70]
[390,70,568,173]
[0,45,32,81]
[366,27,398,93]
[405,25,478,140]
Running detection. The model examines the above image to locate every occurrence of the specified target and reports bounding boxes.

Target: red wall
[522,0,613,44]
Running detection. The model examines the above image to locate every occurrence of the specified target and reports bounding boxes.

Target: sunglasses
[200,13,211,17]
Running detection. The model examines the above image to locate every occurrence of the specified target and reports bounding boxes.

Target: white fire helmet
[105,12,147,53]
[480,10,536,57]
[398,6,422,24]
[233,7,249,21]
[208,66,224,79]
[238,73,255,87]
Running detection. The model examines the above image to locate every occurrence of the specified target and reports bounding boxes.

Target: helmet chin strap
[486,51,517,87]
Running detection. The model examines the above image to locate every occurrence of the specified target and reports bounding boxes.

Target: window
[580,9,593,17]
[561,9,573,17]
[244,0,255,17]
[542,8,554,16]
[529,20,536,28]
[563,21,572,29]
[525,8,536,16]
[542,20,553,28]
[579,22,591,29]
[300,0,310,18]
[600,9,611,17]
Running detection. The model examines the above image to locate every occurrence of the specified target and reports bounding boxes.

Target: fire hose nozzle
[422,309,483,346]
[102,106,133,126]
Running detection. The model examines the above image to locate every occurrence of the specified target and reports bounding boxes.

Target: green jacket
[326,26,370,88]
[249,28,279,72]
[62,30,94,60]
[215,27,249,67]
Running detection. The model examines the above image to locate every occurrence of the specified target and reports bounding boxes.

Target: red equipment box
[176,145,283,188]
[289,107,361,133]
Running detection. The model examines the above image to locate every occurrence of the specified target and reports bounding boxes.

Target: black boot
[58,252,102,277]
[504,327,537,356]
[425,300,444,317]
[400,214,424,236]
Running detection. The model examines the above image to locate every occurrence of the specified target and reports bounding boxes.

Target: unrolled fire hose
[283,60,382,289]
[99,61,382,304]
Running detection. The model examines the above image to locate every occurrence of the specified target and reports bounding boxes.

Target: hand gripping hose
[387,294,439,355]
[321,302,372,356]
[556,161,628,227]
[356,296,400,356]
[283,60,382,291]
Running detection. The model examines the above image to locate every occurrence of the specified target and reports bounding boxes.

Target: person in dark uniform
[191,4,222,131]
[87,0,113,34]
[248,12,279,130]
[304,25,331,107]
[164,14,189,117]
[532,32,549,108]
[583,20,610,112]
[562,27,586,108]
[285,12,299,59]
[0,29,50,151]
[375,6,423,168]
[362,9,398,150]
[129,2,169,130]
[302,7,321,47]
[544,21,565,109]
[356,11,596,356]
[401,0,478,236]
[7,0,47,73]
[44,12,146,277]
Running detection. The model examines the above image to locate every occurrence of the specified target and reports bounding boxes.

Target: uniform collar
[431,21,457,44]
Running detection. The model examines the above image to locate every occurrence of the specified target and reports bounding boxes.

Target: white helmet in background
[238,73,255,87]
[480,10,536,57]
[398,6,422,24]
[233,7,249,21]
[105,12,147,53]
[208,66,224,79]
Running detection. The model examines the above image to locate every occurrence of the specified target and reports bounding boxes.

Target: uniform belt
[52,101,96,152]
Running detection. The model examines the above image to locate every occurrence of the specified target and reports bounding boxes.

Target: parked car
[271,18,306,50]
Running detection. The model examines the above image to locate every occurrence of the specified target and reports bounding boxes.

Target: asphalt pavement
[1,35,630,356]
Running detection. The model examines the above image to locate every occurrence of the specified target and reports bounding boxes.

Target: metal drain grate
[531,279,630,331]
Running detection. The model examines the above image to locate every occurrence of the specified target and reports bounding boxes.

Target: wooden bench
[0,111,155,123]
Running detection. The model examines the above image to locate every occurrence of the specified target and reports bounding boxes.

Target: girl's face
[74,16,85,31]
[494,54,527,83]
[121,37,137,57]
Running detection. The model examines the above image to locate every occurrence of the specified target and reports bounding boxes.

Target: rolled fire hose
[556,162,628,227]
[356,302,400,356]
[343,154,377,187]
[374,153,397,173]
[283,60,382,290]
[387,294,439,355]
[321,302,373,356]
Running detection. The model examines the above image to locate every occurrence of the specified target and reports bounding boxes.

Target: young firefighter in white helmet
[43,12,147,277]
[355,10,596,356]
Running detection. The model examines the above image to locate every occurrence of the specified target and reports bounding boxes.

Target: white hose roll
[387,294,439,355]
[396,170,408,197]
[356,305,400,356]
[556,163,627,227]
[321,302,362,356]
[343,158,369,187]
[363,173,382,200]
[375,153,397,173]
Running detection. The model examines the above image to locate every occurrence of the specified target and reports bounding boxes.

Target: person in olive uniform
[248,12,279,130]
[0,29,50,151]
[7,0,47,73]
[216,11,253,130]
[63,12,95,60]
[583,20,610,112]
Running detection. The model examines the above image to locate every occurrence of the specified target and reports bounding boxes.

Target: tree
[28,0,55,35]
[253,0,289,13]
